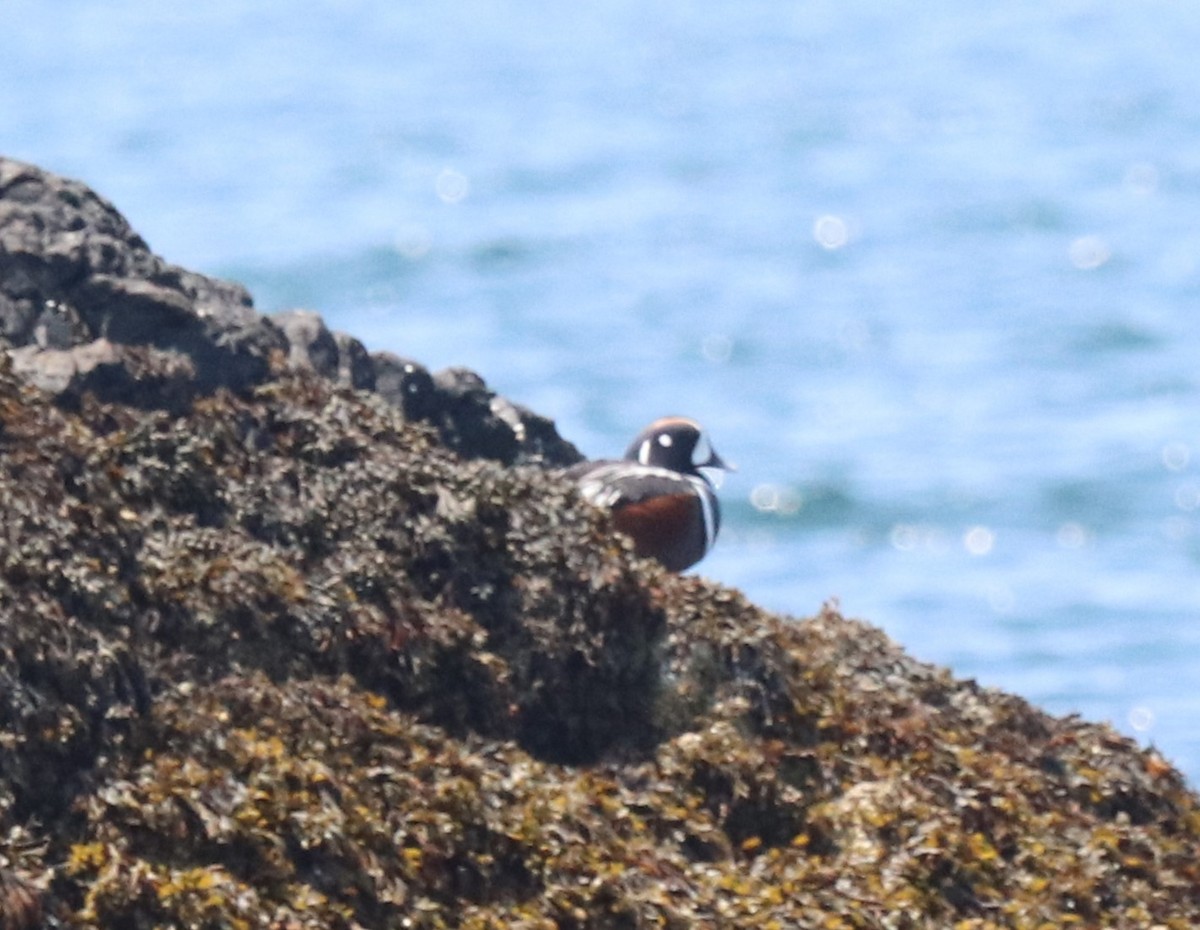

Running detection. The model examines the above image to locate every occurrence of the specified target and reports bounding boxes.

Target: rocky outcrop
[0,159,280,409]
[1,158,1199,929]
[0,157,579,467]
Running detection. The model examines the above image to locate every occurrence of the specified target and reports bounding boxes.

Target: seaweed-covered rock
[1,158,1199,928]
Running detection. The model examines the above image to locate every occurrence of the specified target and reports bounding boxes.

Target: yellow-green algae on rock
[0,357,1195,929]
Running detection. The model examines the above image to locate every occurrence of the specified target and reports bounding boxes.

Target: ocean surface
[7,1,1200,779]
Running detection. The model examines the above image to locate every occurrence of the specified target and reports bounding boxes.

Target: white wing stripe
[577,464,718,552]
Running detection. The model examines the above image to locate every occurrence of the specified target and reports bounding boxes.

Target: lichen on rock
[2,157,1200,928]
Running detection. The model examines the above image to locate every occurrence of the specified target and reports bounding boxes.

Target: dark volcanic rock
[274,308,376,393]
[274,308,343,382]
[373,352,582,464]
[428,366,583,466]
[9,338,201,414]
[2,157,1200,929]
[373,350,437,419]
[0,158,286,408]
[0,157,581,464]
[334,329,376,390]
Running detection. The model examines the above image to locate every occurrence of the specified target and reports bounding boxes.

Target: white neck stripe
[688,475,718,551]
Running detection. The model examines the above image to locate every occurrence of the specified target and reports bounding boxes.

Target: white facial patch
[637,439,653,464]
[658,433,673,448]
[691,431,713,468]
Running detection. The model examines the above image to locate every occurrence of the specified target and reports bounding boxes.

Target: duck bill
[699,450,735,488]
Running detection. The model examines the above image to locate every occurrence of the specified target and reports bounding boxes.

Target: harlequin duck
[567,416,732,572]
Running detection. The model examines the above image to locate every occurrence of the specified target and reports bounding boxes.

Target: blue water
[7,1,1200,779]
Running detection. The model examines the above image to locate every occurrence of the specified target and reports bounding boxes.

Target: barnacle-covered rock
[1,158,1200,928]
